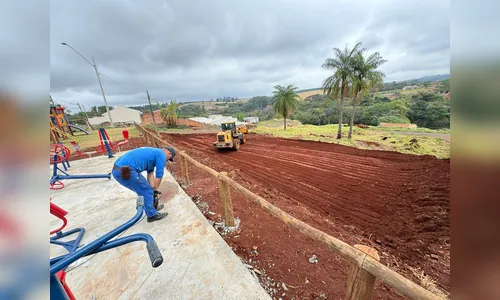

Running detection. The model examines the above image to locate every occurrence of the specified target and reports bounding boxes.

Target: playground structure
[50,101,91,144]
[50,144,111,190]
[50,196,163,300]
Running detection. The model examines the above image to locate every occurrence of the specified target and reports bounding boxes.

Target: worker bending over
[112,146,176,222]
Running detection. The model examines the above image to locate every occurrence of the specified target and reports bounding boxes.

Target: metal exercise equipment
[50,196,163,299]
[50,144,111,190]
[50,201,85,254]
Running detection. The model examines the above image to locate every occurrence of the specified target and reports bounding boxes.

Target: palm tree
[347,50,386,138]
[322,42,363,139]
[271,84,299,130]
[160,99,180,126]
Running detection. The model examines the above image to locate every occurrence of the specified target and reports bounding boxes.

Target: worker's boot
[153,195,164,211]
[147,212,168,223]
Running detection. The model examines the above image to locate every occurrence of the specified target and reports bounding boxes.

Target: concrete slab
[50,153,270,300]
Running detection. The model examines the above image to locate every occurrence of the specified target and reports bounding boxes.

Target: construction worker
[112,146,176,222]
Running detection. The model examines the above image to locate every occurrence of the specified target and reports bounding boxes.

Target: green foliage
[272,85,300,129]
[437,79,450,92]
[255,106,276,121]
[378,116,411,124]
[177,104,204,118]
[294,94,412,127]
[322,42,363,138]
[160,100,180,126]
[381,80,421,91]
[236,113,245,121]
[244,96,271,111]
[407,92,450,129]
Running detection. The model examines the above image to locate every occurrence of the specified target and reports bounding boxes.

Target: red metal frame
[50,201,68,235]
[95,128,129,154]
[50,144,71,164]
[56,270,76,300]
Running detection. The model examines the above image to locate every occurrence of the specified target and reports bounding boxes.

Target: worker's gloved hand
[154,190,162,200]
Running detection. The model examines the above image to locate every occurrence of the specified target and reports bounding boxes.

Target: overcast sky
[50,0,450,109]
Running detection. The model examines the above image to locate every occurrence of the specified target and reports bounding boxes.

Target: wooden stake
[218,174,235,227]
[180,155,191,185]
[345,245,380,300]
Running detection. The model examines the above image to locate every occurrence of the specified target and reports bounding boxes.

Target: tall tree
[322,42,363,139]
[271,84,299,130]
[348,50,386,138]
[160,100,180,126]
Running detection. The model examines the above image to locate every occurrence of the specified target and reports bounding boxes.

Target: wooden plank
[345,245,380,300]
[180,155,191,185]
[218,175,235,227]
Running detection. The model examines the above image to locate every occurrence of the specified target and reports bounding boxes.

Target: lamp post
[61,42,114,127]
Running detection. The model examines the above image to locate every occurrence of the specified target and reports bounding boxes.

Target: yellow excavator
[213,121,246,151]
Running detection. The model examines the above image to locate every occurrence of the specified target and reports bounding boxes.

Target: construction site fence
[134,122,443,300]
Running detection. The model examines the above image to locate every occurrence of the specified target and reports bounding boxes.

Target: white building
[244,117,259,124]
[88,106,142,126]
[189,115,246,126]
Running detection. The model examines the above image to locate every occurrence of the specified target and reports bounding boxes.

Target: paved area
[50,152,270,300]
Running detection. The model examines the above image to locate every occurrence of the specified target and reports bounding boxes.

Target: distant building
[189,115,246,126]
[402,85,419,90]
[88,106,142,126]
[243,117,259,124]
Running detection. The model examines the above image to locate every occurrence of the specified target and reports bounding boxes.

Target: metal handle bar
[50,197,162,275]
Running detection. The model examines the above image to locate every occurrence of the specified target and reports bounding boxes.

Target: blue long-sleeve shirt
[114,147,167,178]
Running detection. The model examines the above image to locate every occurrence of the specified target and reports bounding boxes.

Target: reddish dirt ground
[162,133,450,299]
[63,133,450,299]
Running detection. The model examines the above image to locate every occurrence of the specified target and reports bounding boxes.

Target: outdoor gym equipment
[50,196,163,300]
[50,201,85,254]
[50,143,111,190]
[50,200,85,300]
[95,127,129,158]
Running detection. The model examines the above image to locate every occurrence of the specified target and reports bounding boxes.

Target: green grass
[61,126,139,150]
[367,126,450,134]
[253,121,450,159]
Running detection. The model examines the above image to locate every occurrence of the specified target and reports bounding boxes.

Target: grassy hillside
[297,89,325,100]
[253,121,450,158]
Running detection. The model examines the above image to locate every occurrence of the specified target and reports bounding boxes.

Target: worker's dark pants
[112,168,156,217]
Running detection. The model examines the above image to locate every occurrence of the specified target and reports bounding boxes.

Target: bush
[378,116,411,124]
[407,92,450,129]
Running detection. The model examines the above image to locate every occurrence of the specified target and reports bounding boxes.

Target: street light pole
[92,56,114,127]
[61,42,114,127]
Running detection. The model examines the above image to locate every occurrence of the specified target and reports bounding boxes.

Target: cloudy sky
[50,0,450,108]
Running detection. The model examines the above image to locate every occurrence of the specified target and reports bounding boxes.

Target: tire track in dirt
[162,132,450,290]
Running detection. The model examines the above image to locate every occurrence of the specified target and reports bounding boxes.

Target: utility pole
[92,56,114,127]
[146,90,158,131]
[77,103,94,131]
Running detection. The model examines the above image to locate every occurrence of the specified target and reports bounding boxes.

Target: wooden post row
[345,245,380,300]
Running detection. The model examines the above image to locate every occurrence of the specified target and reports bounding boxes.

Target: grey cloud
[49,0,450,107]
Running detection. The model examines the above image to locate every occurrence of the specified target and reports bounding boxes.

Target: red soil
[162,133,450,299]
[63,133,450,299]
